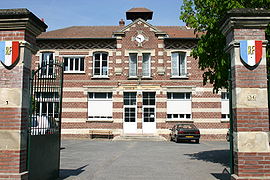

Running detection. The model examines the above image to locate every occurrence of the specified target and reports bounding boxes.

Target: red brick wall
[32,20,228,140]
[232,152,270,179]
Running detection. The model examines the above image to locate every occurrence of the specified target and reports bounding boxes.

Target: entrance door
[123,92,137,134]
[142,92,156,134]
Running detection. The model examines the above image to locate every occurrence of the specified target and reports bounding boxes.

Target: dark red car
[169,123,200,143]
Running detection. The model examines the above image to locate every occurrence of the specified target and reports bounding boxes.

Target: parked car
[169,123,200,143]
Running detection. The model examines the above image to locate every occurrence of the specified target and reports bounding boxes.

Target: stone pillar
[220,9,270,180]
[0,9,47,179]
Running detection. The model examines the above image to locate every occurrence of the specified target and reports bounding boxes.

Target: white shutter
[88,100,112,117]
[167,100,191,114]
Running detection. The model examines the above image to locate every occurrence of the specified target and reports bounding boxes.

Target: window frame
[129,53,138,77]
[93,52,109,77]
[221,92,229,100]
[221,92,229,121]
[142,92,156,123]
[40,52,55,78]
[142,53,151,78]
[88,92,113,120]
[123,92,137,123]
[167,92,191,100]
[63,56,85,73]
[166,92,192,121]
[171,51,187,78]
[34,92,60,119]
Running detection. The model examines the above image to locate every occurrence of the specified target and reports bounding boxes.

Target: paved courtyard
[59,139,230,180]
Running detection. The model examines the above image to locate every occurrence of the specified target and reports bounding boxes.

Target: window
[143,92,156,105]
[167,92,192,120]
[40,52,54,77]
[124,108,136,122]
[142,92,155,123]
[64,57,84,72]
[88,92,112,120]
[93,52,108,77]
[221,92,229,120]
[34,92,59,118]
[129,53,137,77]
[124,92,137,106]
[171,52,187,77]
[221,92,229,100]
[167,92,191,100]
[142,53,151,77]
[124,92,137,123]
[221,114,230,119]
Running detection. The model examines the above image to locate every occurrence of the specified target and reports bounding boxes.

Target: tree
[180,0,270,93]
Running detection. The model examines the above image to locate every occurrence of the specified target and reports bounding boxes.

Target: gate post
[220,9,270,180]
[0,9,47,179]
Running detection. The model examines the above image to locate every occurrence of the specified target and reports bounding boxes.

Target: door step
[113,135,167,141]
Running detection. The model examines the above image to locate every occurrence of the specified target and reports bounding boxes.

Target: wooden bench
[89,130,113,139]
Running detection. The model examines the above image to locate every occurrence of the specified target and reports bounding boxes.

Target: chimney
[119,19,125,26]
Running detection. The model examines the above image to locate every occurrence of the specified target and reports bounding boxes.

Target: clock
[135,34,145,43]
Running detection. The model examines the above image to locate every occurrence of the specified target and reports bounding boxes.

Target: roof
[37,26,121,39]
[126,7,153,13]
[37,25,199,39]
[126,7,153,21]
[157,26,199,38]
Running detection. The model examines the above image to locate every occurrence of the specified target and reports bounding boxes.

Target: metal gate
[28,63,63,180]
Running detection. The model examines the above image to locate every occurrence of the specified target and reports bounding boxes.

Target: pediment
[113,18,167,37]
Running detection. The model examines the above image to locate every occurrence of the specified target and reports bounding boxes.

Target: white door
[123,107,137,134]
[123,92,137,134]
[142,92,156,134]
[142,107,156,134]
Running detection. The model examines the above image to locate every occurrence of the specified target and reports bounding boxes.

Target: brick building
[32,8,229,140]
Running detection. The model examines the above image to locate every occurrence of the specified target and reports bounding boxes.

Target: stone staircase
[113,134,167,141]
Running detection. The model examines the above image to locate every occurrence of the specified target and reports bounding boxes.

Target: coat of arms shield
[0,41,20,68]
[240,40,262,67]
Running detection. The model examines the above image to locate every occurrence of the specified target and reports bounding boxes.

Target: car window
[178,124,196,129]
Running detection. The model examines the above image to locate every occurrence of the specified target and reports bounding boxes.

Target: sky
[1,0,185,31]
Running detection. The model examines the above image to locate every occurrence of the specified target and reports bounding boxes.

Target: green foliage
[180,0,270,93]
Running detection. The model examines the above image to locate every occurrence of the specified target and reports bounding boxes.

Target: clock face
[135,34,145,43]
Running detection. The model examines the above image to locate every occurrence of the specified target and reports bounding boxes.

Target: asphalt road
[58,139,230,180]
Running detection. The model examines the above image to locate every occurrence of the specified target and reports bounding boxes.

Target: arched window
[93,52,108,77]
[40,52,54,77]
